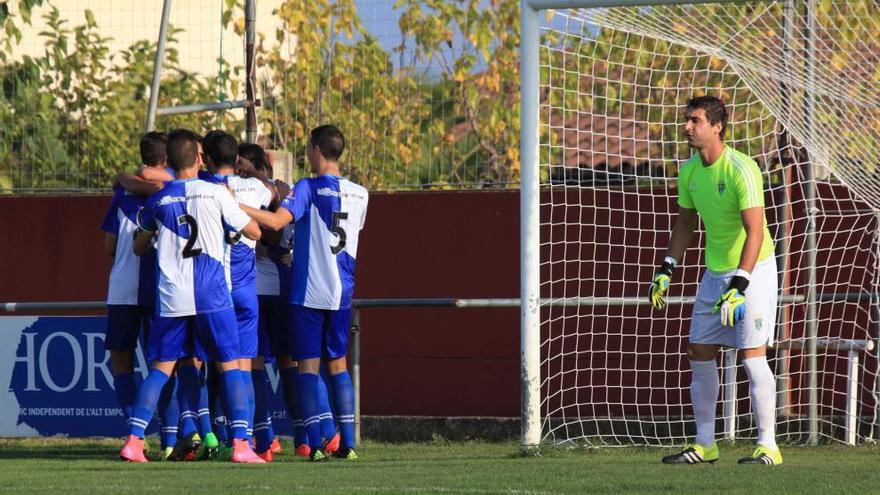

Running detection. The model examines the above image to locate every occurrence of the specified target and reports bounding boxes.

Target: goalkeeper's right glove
[648,260,675,310]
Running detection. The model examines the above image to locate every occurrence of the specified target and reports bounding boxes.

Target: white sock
[743,356,778,450]
[689,359,719,448]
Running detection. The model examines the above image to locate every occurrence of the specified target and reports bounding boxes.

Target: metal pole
[519,0,541,452]
[145,0,173,132]
[245,0,257,144]
[804,0,820,446]
[845,350,858,445]
[157,100,250,117]
[872,218,880,442]
[722,350,737,441]
[774,0,796,419]
[351,307,361,445]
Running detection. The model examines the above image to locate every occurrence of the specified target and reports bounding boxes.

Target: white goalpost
[520,0,880,449]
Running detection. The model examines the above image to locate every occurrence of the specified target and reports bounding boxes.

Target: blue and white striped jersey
[256,223,293,296]
[201,172,273,289]
[138,178,253,316]
[279,175,368,310]
[101,187,157,307]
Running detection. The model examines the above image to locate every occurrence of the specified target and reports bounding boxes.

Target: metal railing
[2,295,876,444]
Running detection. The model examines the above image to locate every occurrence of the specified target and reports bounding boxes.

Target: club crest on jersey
[754,318,763,332]
[717,182,725,195]
[689,182,697,193]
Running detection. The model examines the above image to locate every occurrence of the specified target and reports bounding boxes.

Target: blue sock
[330,371,356,449]
[113,372,136,422]
[207,365,229,445]
[242,370,255,439]
[212,396,230,445]
[252,369,273,453]
[196,370,213,437]
[316,373,337,441]
[267,421,277,446]
[296,372,322,449]
[280,367,306,447]
[176,365,201,438]
[128,368,170,438]
[157,375,179,449]
[222,369,249,440]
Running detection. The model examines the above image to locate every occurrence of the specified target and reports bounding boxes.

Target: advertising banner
[0,316,293,437]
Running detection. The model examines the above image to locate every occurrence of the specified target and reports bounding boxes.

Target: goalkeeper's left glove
[712,275,749,327]
[648,260,675,311]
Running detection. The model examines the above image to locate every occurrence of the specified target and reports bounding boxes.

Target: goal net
[533,1,880,446]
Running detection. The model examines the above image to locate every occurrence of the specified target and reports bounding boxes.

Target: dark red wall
[0,192,523,416]
[0,188,876,418]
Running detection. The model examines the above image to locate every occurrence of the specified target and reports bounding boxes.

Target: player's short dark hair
[203,130,238,167]
[166,129,201,171]
[309,125,345,161]
[686,95,728,136]
[139,131,167,166]
[202,129,228,152]
[238,143,272,174]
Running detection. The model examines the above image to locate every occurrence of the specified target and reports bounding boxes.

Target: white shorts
[689,256,778,349]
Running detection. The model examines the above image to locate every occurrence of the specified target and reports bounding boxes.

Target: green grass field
[1,438,878,494]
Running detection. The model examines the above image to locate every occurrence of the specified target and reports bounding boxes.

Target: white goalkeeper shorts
[688,256,778,350]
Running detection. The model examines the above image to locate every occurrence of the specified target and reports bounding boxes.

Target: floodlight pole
[245,0,258,144]
[145,0,173,132]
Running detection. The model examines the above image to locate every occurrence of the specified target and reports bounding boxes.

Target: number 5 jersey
[279,175,369,311]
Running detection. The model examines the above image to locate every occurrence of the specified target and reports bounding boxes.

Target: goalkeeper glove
[648,260,675,310]
[712,275,749,327]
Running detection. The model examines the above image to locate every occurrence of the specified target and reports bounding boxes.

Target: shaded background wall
[0,191,522,417]
[1,189,876,418]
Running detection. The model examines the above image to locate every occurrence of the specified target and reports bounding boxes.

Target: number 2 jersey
[139,178,253,317]
[279,175,368,310]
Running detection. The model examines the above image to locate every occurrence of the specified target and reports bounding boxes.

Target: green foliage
[0,4,240,191]
[0,1,876,191]
[0,1,43,59]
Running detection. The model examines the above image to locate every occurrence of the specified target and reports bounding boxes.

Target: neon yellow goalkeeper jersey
[677,145,775,272]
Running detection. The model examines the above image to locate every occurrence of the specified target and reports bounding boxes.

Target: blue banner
[0,316,293,437]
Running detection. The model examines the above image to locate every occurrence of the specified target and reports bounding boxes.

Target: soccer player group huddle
[101,125,367,464]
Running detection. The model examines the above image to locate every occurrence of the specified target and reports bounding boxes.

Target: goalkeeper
[650,95,781,466]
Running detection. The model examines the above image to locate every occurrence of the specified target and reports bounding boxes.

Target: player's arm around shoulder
[117,166,173,196]
[132,196,158,257]
[132,230,155,257]
[240,197,293,231]
[215,182,262,241]
[242,178,306,231]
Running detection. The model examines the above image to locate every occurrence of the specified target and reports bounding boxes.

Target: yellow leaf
[507,147,519,165]
[398,143,413,164]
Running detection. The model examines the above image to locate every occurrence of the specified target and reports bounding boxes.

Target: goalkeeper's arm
[649,207,698,310]
[734,207,764,274]
[666,207,699,263]
[712,206,765,326]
